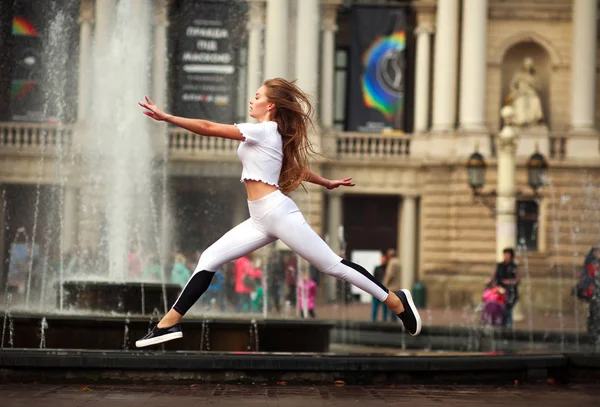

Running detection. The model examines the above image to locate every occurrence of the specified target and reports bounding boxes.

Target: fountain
[0,0,599,373]
[0,0,333,354]
[0,0,600,388]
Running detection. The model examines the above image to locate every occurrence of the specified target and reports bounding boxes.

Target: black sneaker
[395,289,422,336]
[135,323,183,348]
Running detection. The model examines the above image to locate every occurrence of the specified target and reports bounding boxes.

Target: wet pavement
[2,383,599,406]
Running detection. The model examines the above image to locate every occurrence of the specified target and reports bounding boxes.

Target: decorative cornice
[153,0,169,27]
[321,1,340,32]
[247,0,266,30]
[79,0,94,25]
[414,25,434,36]
[490,31,564,67]
[411,0,436,14]
[489,2,571,21]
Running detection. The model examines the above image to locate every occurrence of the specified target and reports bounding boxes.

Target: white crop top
[235,121,283,187]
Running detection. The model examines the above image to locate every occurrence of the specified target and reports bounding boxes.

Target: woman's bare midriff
[244,179,279,201]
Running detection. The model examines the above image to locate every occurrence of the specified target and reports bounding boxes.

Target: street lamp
[466,149,548,207]
[526,150,548,193]
[465,107,549,216]
[466,150,486,191]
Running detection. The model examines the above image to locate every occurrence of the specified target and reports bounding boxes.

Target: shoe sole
[401,289,422,336]
[135,331,183,348]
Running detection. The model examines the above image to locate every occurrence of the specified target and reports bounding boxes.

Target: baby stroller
[480,286,506,327]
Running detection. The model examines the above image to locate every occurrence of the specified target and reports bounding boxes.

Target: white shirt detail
[235,121,283,187]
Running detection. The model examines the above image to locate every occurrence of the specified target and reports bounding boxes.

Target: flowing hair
[263,78,317,195]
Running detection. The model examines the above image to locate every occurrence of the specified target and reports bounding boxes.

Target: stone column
[295,0,320,147]
[94,0,116,55]
[496,107,517,261]
[264,0,289,79]
[570,0,598,133]
[327,191,343,301]
[246,0,266,122]
[320,1,340,129]
[459,0,488,131]
[295,0,320,102]
[62,187,78,252]
[152,0,170,265]
[413,25,433,133]
[152,0,169,110]
[431,0,459,132]
[77,0,94,122]
[400,195,417,291]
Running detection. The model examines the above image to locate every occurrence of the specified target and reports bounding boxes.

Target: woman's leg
[159,218,275,327]
[382,301,389,321]
[266,199,421,335]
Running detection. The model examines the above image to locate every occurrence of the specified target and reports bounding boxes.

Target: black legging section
[172,271,215,315]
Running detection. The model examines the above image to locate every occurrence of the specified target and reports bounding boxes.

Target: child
[481,285,506,327]
[297,270,317,318]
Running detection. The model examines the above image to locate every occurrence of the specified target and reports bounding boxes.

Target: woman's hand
[138,96,169,121]
[327,177,355,190]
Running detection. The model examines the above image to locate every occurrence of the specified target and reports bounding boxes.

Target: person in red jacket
[234,254,262,312]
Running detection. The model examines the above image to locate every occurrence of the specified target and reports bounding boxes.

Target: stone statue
[506,57,544,127]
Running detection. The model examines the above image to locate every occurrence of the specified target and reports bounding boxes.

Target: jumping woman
[135,78,421,347]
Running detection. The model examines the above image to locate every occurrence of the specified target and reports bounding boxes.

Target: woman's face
[249,85,273,121]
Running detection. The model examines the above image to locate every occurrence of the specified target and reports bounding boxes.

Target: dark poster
[174,0,239,122]
[347,8,408,132]
[9,0,45,122]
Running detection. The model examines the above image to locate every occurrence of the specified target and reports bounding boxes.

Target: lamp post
[466,106,548,261]
[495,107,518,262]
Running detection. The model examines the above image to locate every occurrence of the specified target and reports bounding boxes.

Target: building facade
[0,0,599,313]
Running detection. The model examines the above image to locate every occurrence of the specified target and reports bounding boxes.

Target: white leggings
[172,190,389,315]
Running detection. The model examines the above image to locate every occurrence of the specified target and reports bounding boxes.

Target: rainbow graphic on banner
[12,16,38,36]
[11,80,37,100]
[361,31,406,120]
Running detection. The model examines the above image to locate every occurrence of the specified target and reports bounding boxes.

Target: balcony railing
[0,122,72,154]
[549,134,567,160]
[168,129,412,161]
[168,128,238,159]
[490,133,568,160]
[1,122,570,163]
[335,132,411,160]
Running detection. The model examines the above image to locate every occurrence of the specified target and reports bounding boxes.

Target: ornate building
[0,0,598,314]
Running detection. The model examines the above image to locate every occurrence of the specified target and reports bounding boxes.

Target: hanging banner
[174,0,239,122]
[9,0,45,122]
[347,8,408,132]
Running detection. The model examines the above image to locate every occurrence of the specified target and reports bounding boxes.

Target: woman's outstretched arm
[306,169,355,190]
[138,96,243,141]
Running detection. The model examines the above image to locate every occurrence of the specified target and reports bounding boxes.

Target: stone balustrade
[334,132,411,160]
[489,133,568,160]
[0,122,72,155]
[168,129,413,161]
[168,128,239,159]
[548,134,567,160]
[0,122,572,162]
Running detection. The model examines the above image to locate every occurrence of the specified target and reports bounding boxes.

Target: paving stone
[2,384,600,406]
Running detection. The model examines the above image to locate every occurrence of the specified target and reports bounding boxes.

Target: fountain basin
[331,321,600,353]
[1,349,599,385]
[2,313,333,353]
[60,280,181,314]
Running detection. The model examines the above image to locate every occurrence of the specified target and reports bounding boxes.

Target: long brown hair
[263,78,317,195]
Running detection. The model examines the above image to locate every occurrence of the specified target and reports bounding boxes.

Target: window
[334,48,349,131]
[517,200,539,251]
